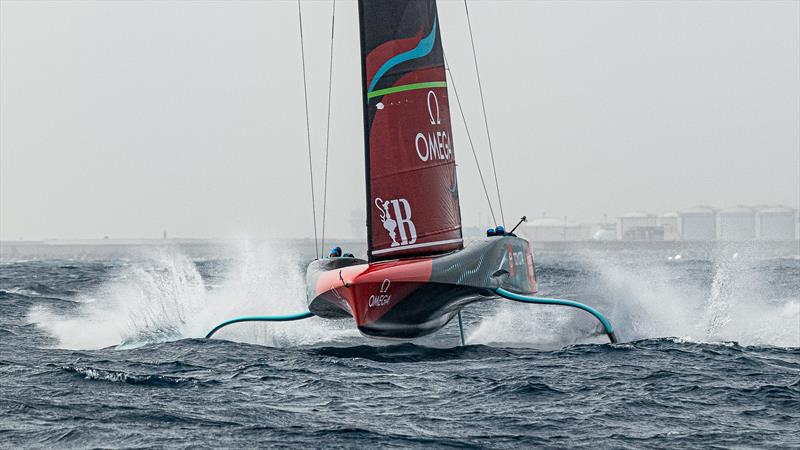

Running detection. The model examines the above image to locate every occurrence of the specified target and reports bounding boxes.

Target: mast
[357,0,373,258]
[357,0,463,262]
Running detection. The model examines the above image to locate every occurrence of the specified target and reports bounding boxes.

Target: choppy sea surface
[1,239,798,448]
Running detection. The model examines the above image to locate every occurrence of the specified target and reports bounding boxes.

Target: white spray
[29,241,357,349]
[469,246,799,348]
[30,242,799,350]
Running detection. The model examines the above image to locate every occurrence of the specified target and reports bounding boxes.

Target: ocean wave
[312,343,516,363]
[59,365,210,388]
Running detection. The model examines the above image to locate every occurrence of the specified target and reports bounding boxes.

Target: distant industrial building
[584,223,616,241]
[658,212,680,241]
[717,206,756,241]
[756,206,797,240]
[563,225,583,241]
[500,204,795,243]
[618,212,662,241]
[679,206,716,241]
[522,217,582,241]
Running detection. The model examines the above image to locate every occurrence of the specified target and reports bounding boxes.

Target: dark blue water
[1,241,798,448]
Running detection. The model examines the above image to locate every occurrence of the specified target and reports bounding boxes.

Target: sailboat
[206,0,617,344]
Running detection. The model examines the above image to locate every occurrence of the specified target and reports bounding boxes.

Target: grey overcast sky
[1,0,798,240]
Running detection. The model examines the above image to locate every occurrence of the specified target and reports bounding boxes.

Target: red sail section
[358,0,462,261]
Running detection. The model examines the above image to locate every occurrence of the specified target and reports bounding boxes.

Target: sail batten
[358,0,463,262]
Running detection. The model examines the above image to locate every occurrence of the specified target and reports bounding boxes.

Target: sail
[358,0,463,262]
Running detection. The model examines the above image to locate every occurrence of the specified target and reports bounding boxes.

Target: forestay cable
[464,0,505,226]
[320,0,336,257]
[298,0,319,259]
[444,54,498,227]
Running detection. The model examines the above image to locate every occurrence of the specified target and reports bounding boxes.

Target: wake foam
[469,246,799,348]
[30,241,358,349]
[30,242,798,350]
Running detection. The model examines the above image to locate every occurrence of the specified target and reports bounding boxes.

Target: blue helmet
[329,246,342,257]
[495,225,505,235]
[486,228,495,237]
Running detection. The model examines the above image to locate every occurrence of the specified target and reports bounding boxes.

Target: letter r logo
[390,199,417,245]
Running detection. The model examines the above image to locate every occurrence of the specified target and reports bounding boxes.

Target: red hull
[306,236,537,339]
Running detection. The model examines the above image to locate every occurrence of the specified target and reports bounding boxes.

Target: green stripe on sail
[367,81,447,99]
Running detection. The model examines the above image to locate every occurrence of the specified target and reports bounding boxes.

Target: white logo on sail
[414,90,451,162]
[427,91,440,125]
[375,198,417,247]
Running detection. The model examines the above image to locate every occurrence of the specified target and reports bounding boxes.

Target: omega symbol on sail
[427,90,440,125]
[414,90,452,162]
[375,198,417,247]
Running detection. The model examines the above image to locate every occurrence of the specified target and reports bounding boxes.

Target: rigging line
[444,53,497,227]
[320,0,336,258]
[464,0,505,226]
[298,0,319,259]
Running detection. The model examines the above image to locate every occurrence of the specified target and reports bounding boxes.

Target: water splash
[30,251,205,349]
[29,241,358,349]
[696,245,799,346]
[469,246,799,348]
[466,302,608,349]
[192,240,357,347]
[703,251,740,338]
[29,242,799,350]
